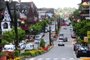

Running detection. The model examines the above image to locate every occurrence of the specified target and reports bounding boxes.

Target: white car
[19,42,26,50]
[58,40,64,46]
[25,43,34,50]
[40,32,45,37]
[35,34,42,40]
[19,40,26,50]
[2,44,15,52]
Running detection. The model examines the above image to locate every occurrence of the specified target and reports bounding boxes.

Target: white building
[38,8,54,20]
[1,7,12,33]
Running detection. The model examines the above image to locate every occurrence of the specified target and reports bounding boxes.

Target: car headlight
[80,47,84,50]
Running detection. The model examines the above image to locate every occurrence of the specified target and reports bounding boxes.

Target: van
[2,44,15,52]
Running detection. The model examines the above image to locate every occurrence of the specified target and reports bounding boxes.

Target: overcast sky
[11,0,81,9]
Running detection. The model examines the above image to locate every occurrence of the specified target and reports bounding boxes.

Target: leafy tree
[29,19,49,35]
[2,28,25,44]
[73,20,90,39]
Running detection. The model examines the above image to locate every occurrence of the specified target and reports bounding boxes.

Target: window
[3,23,8,29]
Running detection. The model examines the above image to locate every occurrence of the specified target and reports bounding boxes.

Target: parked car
[73,43,81,51]
[19,41,26,50]
[58,40,64,46]
[71,32,76,38]
[25,43,34,50]
[2,44,15,52]
[35,34,42,40]
[40,32,45,37]
[75,45,90,58]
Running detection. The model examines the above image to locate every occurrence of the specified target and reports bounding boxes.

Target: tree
[2,28,25,45]
[29,19,49,35]
[73,20,90,39]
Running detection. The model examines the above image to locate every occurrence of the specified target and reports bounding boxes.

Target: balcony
[81,7,90,10]
[80,14,90,16]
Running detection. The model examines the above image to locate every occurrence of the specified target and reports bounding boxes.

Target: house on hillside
[1,1,12,33]
[20,2,38,24]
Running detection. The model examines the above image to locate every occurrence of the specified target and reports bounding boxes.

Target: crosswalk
[25,58,77,60]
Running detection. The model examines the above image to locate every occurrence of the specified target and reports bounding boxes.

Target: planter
[0,56,7,60]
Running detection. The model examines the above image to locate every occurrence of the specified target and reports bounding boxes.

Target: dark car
[75,45,90,58]
[73,43,81,51]
[63,37,68,42]
[71,33,76,38]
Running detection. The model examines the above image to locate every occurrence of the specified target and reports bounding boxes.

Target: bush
[37,50,45,54]
[14,57,22,60]
[21,49,46,57]
[14,50,20,57]
[0,52,5,57]
[40,39,45,48]
[29,50,37,57]
[21,51,31,57]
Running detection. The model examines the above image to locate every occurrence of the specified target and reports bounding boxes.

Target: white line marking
[46,58,51,60]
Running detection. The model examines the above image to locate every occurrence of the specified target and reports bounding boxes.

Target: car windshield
[60,34,64,36]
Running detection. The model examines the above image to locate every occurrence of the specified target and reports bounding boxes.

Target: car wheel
[63,44,65,46]
[58,44,60,46]
[73,47,75,51]
[76,53,80,58]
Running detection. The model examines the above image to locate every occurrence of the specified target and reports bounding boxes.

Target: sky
[12,0,81,9]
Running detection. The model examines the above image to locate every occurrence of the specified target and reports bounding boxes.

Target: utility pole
[13,2,19,50]
[0,0,5,52]
[49,24,52,45]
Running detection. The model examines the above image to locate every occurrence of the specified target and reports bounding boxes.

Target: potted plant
[0,52,6,60]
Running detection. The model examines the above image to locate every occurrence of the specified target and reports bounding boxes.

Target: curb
[23,45,54,60]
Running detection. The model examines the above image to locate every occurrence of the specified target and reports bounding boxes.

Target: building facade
[38,8,54,20]
[80,0,90,19]
[20,2,38,24]
[1,7,12,32]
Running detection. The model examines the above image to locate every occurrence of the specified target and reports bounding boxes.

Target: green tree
[2,28,25,44]
[73,20,90,39]
[29,19,49,35]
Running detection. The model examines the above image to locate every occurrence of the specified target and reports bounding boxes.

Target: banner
[84,37,88,43]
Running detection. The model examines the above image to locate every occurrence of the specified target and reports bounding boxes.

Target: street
[25,25,79,60]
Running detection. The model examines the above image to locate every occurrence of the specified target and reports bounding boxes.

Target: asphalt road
[25,25,80,60]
